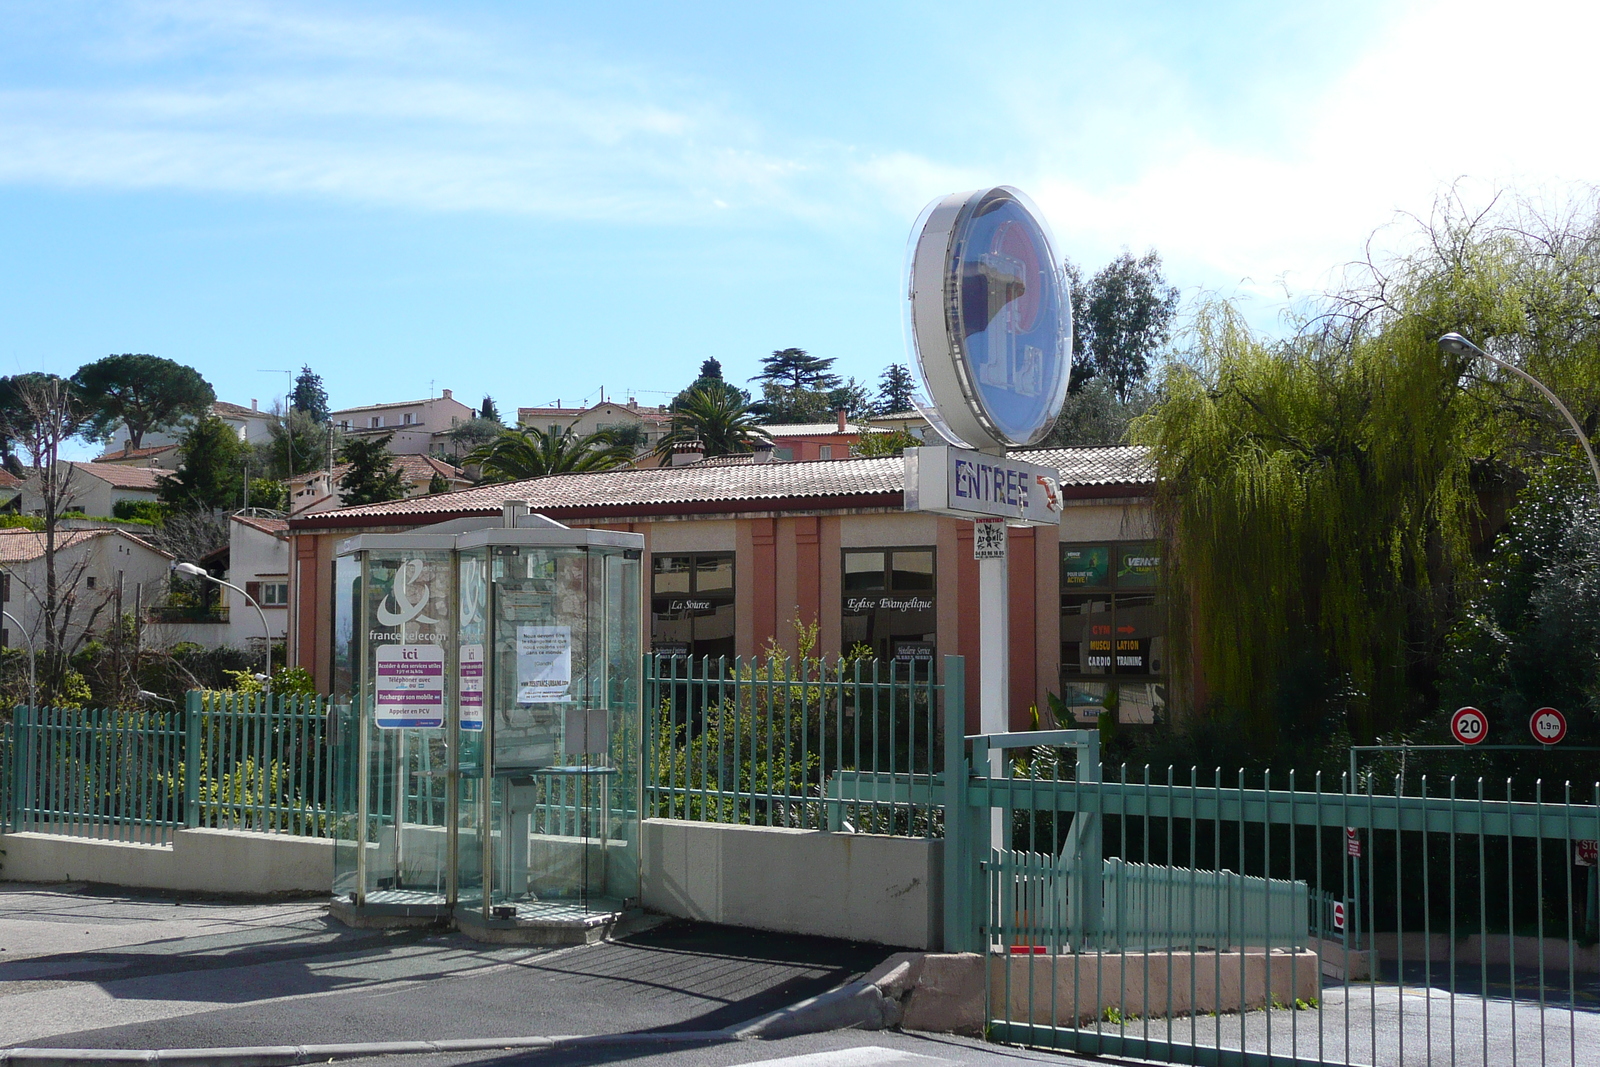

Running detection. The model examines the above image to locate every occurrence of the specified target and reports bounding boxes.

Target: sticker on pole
[1450,706,1488,745]
[973,517,1007,559]
[1332,900,1346,931]
[1576,840,1598,867]
[1346,828,1361,857]
[375,644,444,729]
[1530,707,1567,745]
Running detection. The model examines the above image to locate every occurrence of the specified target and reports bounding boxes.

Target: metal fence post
[941,655,969,953]
[1065,728,1103,948]
[8,706,28,830]
[184,690,202,829]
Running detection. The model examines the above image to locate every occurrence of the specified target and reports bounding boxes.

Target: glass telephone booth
[331,512,643,940]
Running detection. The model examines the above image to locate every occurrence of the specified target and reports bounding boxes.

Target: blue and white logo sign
[907,186,1071,451]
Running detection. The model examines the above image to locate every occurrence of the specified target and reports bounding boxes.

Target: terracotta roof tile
[70,463,169,490]
[0,469,21,490]
[758,423,879,436]
[232,514,290,538]
[92,444,177,463]
[0,527,172,562]
[212,400,265,419]
[292,445,1150,529]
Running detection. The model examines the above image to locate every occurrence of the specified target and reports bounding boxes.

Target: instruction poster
[516,625,571,704]
[375,644,444,729]
[458,642,484,731]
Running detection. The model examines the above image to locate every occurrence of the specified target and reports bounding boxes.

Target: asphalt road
[7,882,1599,1066]
[0,883,891,1051]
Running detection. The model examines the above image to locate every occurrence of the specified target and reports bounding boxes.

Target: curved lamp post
[1438,332,1600,502]
[171,561,273,686]
[2,607,36,710]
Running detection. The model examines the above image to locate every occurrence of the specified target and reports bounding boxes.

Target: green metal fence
[936,665,1600,1067]
[1,692,349,843]
[644,654,946,836]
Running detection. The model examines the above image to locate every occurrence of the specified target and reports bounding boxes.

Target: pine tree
[480,396,501,423]
[753,348,840,391]
[291,366,330,422]
[874,364,917,414]
[338,433,411,506]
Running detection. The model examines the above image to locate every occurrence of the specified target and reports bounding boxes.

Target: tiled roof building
[287,446,1160,734]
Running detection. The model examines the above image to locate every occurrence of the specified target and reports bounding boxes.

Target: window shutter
[246,581,262,602]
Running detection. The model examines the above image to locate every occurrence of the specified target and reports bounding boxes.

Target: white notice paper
[516,625,571,703]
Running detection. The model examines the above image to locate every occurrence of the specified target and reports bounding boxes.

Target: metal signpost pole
[978,531,1008,841]
[903,187,1074,952]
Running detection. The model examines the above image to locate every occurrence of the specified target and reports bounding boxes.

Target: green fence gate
[937,659,1600,1067]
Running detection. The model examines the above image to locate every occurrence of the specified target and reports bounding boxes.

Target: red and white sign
[1577,840,1598,867]
[1450,706,1488,745]
[1332,901,1346,931]
[1346,828,1361,857]
[1530,707,1567,745]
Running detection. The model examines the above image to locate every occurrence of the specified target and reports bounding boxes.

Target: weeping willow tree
[1134,189,1600,751]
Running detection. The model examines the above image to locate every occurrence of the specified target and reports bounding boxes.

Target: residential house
[21,463,168,518]
[757,412,884,461]
[90,443,181,470]
[205,514,292,653]
[287,455,471,515]
[330,390,476,457]
[861,409,933,443]
[104,399,276,452]
[0,469,22,513]
[516,399,673,454]
[287,446,1161,730]
[0,527,173,652]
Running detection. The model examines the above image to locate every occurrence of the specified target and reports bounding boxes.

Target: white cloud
[4,0,1599,305]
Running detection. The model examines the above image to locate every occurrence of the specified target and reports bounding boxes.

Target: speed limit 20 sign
[1529,707,1567,745]
[1450,706,1488,745]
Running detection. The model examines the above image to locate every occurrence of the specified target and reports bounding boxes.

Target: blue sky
[1,0,1595,456]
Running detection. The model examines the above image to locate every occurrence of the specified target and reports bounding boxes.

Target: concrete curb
[0,1032,739,1067]
[732,980,900,1040]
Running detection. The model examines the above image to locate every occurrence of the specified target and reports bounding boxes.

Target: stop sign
[1450,706,1488,745]
[1529,707,1567,745]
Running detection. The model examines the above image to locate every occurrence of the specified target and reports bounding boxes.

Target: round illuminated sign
[907,186,1071,451]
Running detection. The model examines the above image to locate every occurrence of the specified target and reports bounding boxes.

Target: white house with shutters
[222,514,290,653]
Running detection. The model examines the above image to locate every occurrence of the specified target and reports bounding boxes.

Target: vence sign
[905,444,1062,526]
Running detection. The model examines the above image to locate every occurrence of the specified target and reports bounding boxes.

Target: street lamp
[1437,332,1600,503]
[2,608,36,710]
[171,561,273,686]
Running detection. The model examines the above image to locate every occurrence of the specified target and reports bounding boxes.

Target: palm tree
[654,387,771,460]
[467,426,635,483]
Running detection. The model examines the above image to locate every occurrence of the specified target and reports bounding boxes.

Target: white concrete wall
[1,829,332,894]
[641,819,943,949]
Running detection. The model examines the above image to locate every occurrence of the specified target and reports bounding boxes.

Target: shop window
[842,547,936,668]
[1059,541,1164,726]
[651,552,735,661]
